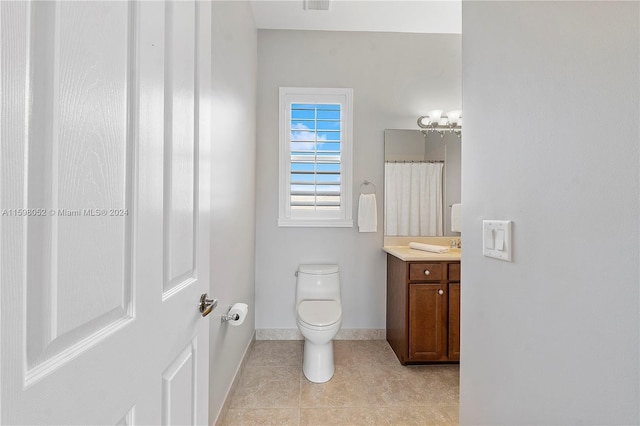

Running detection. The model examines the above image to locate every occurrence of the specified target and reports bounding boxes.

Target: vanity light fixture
[417,109,462,138]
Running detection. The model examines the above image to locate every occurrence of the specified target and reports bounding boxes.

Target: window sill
[277,218,354,228]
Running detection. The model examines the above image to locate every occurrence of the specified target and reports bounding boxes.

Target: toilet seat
[297,300,341,328]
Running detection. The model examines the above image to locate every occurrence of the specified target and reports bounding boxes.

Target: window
[278,87,353,227]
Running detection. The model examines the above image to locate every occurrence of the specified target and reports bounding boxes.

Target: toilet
[295,264,342,383]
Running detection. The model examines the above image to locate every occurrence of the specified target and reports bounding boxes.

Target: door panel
[25,0,134,384]
[116,407,136,426]
[163,1,197,297]
[1,1,212,424]
[162,339,197,426]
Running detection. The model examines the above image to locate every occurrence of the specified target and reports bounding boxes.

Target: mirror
[384,129,461,237]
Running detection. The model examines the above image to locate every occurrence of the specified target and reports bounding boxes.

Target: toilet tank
[296,264,341,305]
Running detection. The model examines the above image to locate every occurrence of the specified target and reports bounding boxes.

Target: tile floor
[220,340,459,425]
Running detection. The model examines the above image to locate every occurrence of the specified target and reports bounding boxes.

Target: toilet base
[302,339,335,383]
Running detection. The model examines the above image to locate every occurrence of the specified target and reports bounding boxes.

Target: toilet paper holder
[221,305,240,323]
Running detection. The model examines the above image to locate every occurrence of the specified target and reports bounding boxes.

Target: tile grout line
[223,340,458,425]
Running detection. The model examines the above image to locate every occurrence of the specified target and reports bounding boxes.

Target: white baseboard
[256,328,385,341]
[214,332,255,426]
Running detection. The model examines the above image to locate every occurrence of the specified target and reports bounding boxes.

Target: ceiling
[249,0,462,34]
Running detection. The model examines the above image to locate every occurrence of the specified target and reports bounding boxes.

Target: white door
[0,1,212,424]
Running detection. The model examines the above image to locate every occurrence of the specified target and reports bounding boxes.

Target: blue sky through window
[290,103,342,209]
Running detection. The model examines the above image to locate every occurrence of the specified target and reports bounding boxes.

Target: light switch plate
[483,220,512,261]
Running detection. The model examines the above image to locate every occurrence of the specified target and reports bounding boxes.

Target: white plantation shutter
[289,103,341,209]
[279,88,353,227]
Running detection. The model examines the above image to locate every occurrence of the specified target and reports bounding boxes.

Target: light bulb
[447,110,462,126]
[427,109,443,125]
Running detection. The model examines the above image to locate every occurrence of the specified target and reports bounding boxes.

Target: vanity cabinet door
[448,283,461,360]
[448,263,460,281]
[408,284,448,361]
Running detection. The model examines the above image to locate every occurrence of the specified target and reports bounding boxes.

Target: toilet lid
[298,264,339,275]
[297,300,342,327]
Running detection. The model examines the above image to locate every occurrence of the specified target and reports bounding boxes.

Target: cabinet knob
[438,289,444,295]
[424,270,430,276]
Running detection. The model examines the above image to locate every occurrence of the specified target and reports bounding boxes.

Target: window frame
[278,87,353,227]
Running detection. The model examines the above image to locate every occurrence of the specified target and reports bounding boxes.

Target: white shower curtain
[384,162,444,236]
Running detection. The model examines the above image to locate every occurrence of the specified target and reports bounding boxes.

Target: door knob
[438,289,444,295]
[199,293,218,317]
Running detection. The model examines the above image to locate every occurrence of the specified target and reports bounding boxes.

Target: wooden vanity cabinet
[408,283,448,361]
[386,254,461,364]
[448,263,461,360]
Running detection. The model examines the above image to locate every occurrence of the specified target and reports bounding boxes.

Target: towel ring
[360,180,376,195]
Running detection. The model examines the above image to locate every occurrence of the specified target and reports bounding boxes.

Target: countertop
[383,246,461,262]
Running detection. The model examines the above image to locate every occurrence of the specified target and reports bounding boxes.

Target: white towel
[409,242,450,253]
[451,203,462,233]
[358,193,377,232]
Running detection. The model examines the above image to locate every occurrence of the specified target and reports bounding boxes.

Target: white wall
[255,30,461,332]
[208,2,257,423]
[460,2,639,424]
